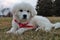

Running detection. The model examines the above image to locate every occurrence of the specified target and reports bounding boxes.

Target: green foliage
[36,0,60,16]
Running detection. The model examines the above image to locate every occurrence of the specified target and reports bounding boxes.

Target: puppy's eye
[27,10,30,13]
[19,10,23,12]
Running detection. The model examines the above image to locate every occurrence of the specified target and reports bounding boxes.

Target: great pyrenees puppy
[6,2,60,35]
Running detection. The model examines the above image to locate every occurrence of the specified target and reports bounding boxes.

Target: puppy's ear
[10,8,15,15]
[10,5,17,15]
[31,8,37,17]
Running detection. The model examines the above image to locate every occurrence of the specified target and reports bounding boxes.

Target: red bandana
[14,19,34,28]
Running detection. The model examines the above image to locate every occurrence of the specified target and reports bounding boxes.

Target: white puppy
[6,2,60,35]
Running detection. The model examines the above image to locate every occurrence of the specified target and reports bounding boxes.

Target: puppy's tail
[53,22,60,29]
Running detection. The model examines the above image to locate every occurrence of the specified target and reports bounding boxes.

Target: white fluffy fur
[6,2,60,35]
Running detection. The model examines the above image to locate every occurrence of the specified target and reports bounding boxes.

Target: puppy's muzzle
[23,14,27,19]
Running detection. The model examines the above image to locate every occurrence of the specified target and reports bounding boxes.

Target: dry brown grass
[0,17,60,40]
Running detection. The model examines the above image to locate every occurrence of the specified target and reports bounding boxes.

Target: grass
[0,17,60,40]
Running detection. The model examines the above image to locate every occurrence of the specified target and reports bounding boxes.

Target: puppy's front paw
[6,31,12,34]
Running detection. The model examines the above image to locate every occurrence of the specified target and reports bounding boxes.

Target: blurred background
[0,0,60,17]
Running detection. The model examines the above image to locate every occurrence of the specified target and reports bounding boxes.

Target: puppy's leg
[6,21,18,34]
[35,21,52,32]
[15,28,32,35]
[35,26,45,31]
[35,25,52,32]
[14,28,29,35]
[6,26,18,34]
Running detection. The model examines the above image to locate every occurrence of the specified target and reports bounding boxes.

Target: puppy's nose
[23,14,27,19]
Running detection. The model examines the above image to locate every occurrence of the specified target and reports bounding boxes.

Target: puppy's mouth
[16,14,30,22]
